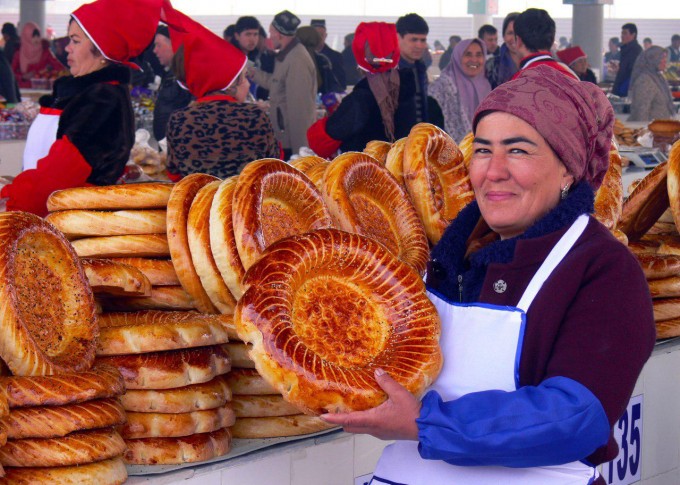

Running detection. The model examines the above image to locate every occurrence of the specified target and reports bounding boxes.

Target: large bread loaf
[47,183,173,211]
[122,403,235,439]
[45,209,167,239]
[123,427,232,465]
[81,258,151,296]
[0,457,127,485]
[231,415,335,439]
[121,376,231,413]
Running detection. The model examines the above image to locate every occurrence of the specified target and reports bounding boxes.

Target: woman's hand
[320,368,421,441]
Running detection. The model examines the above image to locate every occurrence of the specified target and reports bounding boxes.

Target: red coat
[11,40,65,88]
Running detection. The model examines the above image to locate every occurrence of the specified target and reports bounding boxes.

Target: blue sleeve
[416,376,610,467]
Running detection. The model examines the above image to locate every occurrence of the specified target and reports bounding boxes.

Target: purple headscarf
[473,65,614,189]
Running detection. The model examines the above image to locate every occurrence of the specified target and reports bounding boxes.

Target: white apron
[22,106,62,171]
[371,215,599,485]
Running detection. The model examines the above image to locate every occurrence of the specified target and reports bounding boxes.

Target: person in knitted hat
[556,45,597,84]
[249,9,316,158]
[322,65,655,485]
[2,0,162,216]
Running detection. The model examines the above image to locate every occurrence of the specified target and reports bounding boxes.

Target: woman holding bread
[322,65,656,484]
[1,0,162,216]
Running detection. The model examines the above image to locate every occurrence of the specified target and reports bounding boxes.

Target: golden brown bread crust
[653,297,680,321]
[108,258,179,286]
[305,161,330,189]
[209,177,247,300]
[648,277,680,298]
[594,144,624,230]
[321,152,429,275]
[232,159,334,270]
[96,311,230,355]
[225,369,277,395]
[81,258,151,296]
[121,375,231,413]
[611,229,628,245]
[231,395,301,418]
[167,173,221,314]
[658,236,680,256]
[619,161,670,242]
[71,234,170,258]
[628,239,661,255]
[98,286,196,312]
[235,228,442,414]
[0,388,6,419]
[635,253,680,280]
[231,415,336,439]
[363,140,391,164]
[458,132,474,168]
[648,221,679,235]
[402,123,474,244]
[656,317,680,339]
[667,140,680,234]
[44,209,167,239]
[0,428,126,467]
[0,212,98,376]
[1,364,125,408]
[2,398,126,439]
[96,344,231,389]
[123,427,232,465]
[384,137,407,187]
[224,342,255,369]
[46,183,173,211]
[122,403,235,439]
[290,155,329,174]
[188,181,237,314]
[0,457,127,485]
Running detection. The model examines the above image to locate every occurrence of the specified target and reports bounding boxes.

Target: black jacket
[613,40,642,97]
[153,69,193,141]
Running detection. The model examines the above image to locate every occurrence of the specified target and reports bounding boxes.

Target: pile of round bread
[620,139,680,339]
[0,212,128,483]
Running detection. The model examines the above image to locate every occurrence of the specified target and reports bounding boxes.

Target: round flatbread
[363,140,391,164]
[122,403,235,439]
[384,137,407,187]
[97,285,196,312]
[81,258,151,297]
[225,369,277,395]
[0,457,127,485]
[108,258,179,286]
[121,375,232,413]
[231,395,301,418]
[46,182,172,211]
[231,415,336,439]
[594,144,624,230]
[71,234,170,258]
[123,427,232,465]
[44,209,167,239]
[619,161,670,242]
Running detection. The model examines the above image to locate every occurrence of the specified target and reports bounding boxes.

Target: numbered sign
[604,394,643,485]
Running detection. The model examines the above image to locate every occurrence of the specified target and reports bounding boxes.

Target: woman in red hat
[10,21,65,88]
[1,0,162,216]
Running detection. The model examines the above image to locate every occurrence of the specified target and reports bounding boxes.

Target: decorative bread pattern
[96,345,231,389]
[232,159,334,270]
[81,258,151,296]
[224,342,255,369]
[667,140,680,234]
[635,253,680,280]
[98,286,196,312]
[0,212,98,376]
[0,428,126,467]
[231,395,301,418]
[0,457,127,485]
[653,297,680,321]
[2,398,126,439]
[108,257,178,286]
[384,137,407,187]
[231,415,336,439]
[188,181,237,314]
[121,375,231,413]
[235,228,442,414]
[402,123,474,244]
[321,152,429,274]
[649,277,680,298]
[594,144,624,230]
[363,140,391,164]
[167,173,221,314]
[44,209,167,239]
[96,311,230,355]
[122,403,235,439]
[656,318,680,339]
[71,234,170,258]
[46,183,173,212]
[305,161,330,189]
[290,155,328,174]
[123,427,232,465]
[225,369,277,395]
[1,364,125,408]
[619,162,670,242]
[209,177,247,300]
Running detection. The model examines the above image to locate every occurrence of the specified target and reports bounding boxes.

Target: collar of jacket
[519,51,553,69]
[277,37,300,62]
[53,64,131,99]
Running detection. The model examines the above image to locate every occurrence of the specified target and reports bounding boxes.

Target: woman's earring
[561,183,571,200]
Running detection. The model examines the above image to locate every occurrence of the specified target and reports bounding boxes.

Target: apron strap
[516,214,590,312]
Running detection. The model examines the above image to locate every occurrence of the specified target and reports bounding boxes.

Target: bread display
[458,131,474,167]
[653,297,680,321]
[232,158,334,269]
[71,234,170,258]
[594,144,624,230]
[231,415,335,439]
[321,152,429,275]
[123,427,232,465]
[109,258,179,286]
[666,139,680,233]
[384,137,407,186]
[98,285,196,312]
[634,253,680,280]
[167,173,221,314]
[96,310,230,356]
[363,140,391,164]
[0,457,127,485]
[44,209,167,239]
[121,375,232,413]
[122,403,235,439]
[224,342,255,369]
[96,344,231,389]
[231,395,301,418]
[290,156,329,189]
[236,228,441,414]
[187,181,237,314]
[655,317,680,339]
[81,258,151,296]
[2,399,126,439]
[402,123,474,244]
[619,162,670,241]
[225,369,277,395]
[46,182,173,211]
[0,212,98,376]
[648,276,680,298]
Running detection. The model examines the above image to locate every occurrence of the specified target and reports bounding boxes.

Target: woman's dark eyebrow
[473,136,537,146]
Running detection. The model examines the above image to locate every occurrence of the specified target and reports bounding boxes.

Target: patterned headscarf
[473,65,614,189]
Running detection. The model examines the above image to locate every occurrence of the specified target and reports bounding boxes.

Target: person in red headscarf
[11,21,65,88]
[306,22,420,158]
[162,8,278,179]
[1,0,162,216]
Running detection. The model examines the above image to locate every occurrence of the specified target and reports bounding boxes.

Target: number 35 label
[605,394,643,485]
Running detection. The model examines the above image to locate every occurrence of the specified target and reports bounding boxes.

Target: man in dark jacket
[311,19,346,91]
[612,23,642,97]
[396,13,430,123]
[152,25,193,141]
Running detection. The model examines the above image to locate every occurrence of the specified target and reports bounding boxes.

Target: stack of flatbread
[0,212,128,483]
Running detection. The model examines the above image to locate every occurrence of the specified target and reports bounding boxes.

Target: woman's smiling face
[460,40,485,77]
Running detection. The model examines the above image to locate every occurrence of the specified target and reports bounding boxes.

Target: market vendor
[321,65,656,484]
[2,0,162,216]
